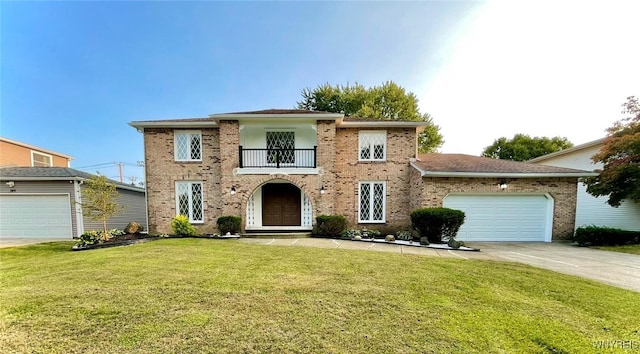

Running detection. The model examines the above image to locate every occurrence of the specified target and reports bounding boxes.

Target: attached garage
[443,194,553,242]
[410,154,595,241]
[0,194,72,238]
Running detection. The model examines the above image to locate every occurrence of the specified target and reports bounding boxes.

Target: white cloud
[419,0,640,154]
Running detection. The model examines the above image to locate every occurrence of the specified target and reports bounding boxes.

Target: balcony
[239,146,317,169]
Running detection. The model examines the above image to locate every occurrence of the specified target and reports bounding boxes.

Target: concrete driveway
[0,238,71,248]
[241,238,640,293]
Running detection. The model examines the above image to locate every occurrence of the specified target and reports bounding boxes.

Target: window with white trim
[359,181,386,223]
[174,131,202,161]
[176,181,203,223]
[359,131,386,161]
[31,151,53,167]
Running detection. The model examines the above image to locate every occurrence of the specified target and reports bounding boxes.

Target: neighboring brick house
[130,109,592,242]
[0,137,73,167]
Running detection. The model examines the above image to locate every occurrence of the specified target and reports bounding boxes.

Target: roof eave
[337,121,428,128]
[208,113,344,120]
[419,171,597,178]
[128,121,218,130]
[0,176,145,192]
[410,162,597,178]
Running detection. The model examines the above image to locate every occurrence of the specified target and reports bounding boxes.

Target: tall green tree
[79,174,126,238]
[296,81,444,153]
[482,134,574,161]
[585,96,640,207]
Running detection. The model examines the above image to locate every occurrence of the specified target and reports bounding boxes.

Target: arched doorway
[262,183,301,226]
[245,179,313,230]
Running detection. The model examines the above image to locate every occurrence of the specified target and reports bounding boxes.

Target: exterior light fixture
[499,180,508,190]
[6,181,15,188]
[320,184,325,195]
[230,186,236,195]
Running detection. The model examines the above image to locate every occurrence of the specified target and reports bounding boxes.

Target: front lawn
[1,239,638,353]
[593,244,640,255]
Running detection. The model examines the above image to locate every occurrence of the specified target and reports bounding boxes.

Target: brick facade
[144,128,222,234]
[409,169,577,240]
[143,120,578,240]
[334,128,416,229]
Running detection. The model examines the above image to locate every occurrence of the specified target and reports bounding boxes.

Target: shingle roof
[0,167,145,192]
[220,109,334,115]
[412,154,594,176]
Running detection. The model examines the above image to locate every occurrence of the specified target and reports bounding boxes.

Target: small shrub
[573,225,640,246]
[410,208,466,244]
[396,230,413,241]
[217,216,242,234]
[74,229,124,247]
[341,229,362,239]
[315,215,348,238]
[362,228,381,239]
[75,231,102,247]
[448,238,463,249]
[171,215,198,236]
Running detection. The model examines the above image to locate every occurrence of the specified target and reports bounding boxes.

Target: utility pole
[118,163,123,183]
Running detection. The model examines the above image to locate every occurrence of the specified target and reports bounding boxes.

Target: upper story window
[359,131,386,161]
[266,131,295,164]
[174,131,202,162]
[31,151,52,167]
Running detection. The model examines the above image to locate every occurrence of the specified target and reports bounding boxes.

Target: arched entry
[246,179,313,230]
[262,183,301,226]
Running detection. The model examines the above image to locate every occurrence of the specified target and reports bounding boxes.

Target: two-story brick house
[130,109,591,242]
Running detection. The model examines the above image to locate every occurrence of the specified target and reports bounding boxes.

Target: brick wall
[143,124,576,240]
[219,120,335,227]
[334,127,417,229]
[144,128,222,234]
[414,176,578,240]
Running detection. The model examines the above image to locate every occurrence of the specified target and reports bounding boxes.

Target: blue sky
[2,1,638,184]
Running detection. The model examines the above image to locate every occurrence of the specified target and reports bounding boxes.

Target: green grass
[593,244,640,255]
[1,239,638,353]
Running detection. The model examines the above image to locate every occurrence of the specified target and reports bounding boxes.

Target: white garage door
[443,194,552,242]
[0,194,73,238]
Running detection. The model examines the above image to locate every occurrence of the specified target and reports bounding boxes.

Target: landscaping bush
[74,229,125,247]
[315,215,348,238]
[217,216,242,235]
[410,208,466,244]
[171,215,198,236]
[362,228,381,239]
[396,230,411,241]
[573,226,640,246]
[341,229,362,240]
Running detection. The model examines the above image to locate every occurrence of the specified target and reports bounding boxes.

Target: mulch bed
[71,234,161,251]
[71,233,240,251]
